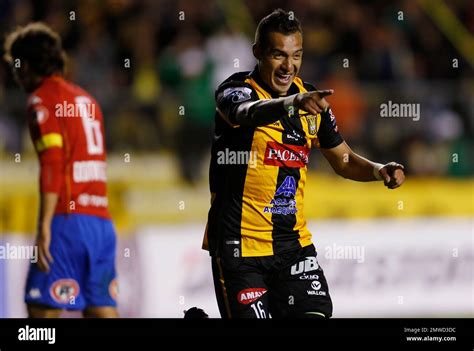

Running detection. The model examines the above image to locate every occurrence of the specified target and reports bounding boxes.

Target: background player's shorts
[25,214,118,310]
[212,244,332,318]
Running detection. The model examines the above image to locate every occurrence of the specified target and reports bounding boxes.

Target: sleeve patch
[223,87,253,103]
[328,108,338,132]
[34,106,50,125]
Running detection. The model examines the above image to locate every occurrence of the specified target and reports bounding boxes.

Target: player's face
[255,31,303,96]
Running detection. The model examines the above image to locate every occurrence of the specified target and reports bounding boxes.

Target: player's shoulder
[220,71,252,85]
[216,71,253,93]
[215,71,257,103]
[298,78,317,92]
[28,76,67,108]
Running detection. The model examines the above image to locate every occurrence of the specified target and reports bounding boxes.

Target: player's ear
[252,44,261,60]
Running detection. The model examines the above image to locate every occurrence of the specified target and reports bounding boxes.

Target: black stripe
[207,116,256,257]
[270,108,305,254]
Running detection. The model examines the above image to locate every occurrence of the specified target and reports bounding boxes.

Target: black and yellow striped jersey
[204,68,343,257]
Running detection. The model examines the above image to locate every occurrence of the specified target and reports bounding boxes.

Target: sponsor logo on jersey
[77,193,108,207]
[311,280,322,291]
[237,288,267,304]
[264,142,309,168]
[73,160,107,183]
[299,274,319,280]
[223,87,253,103]
[291,256,319,275]
[307,290,327,296]
[264,176,298,215]
[50,279,80,304]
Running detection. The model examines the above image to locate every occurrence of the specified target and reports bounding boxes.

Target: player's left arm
[27,98,64,271]
[314,106,405,189]
[320,142,405,189]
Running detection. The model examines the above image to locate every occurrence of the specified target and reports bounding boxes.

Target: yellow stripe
[35,133,63,152]
[245,78,272,100]
[239,78,282,256]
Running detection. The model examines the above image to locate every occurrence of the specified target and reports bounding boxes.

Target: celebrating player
[203,9,405,318]
[4,23,119,318]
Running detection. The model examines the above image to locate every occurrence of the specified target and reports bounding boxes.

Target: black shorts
[211,244,332,318]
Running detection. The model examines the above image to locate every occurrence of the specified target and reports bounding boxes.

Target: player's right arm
[216,83,333,128]
[27,97,64,272]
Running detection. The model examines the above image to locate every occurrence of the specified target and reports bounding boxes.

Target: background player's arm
[28,101,64,271]
[320,141,405,189]
[37,192,58,272]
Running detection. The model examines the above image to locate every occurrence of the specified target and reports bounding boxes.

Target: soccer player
[203,9,405,318]
[4,23,119,318]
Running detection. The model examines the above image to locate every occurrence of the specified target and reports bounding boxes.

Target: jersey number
[250,301,267,318]
[76,96,103,155]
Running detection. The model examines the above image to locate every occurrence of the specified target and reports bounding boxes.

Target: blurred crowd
[0,0,472,182]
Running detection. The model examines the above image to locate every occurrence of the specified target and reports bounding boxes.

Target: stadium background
[0,0,472,317]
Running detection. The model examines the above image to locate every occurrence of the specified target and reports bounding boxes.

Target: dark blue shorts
[25,214,118,310]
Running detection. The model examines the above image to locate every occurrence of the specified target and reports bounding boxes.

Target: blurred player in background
[4,23,118,318]
[204,9,405,318]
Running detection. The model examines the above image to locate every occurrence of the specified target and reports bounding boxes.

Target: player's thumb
[316,89,334,98]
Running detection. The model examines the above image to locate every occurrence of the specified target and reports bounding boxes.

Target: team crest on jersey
[32,106,49,125]
[50,279,80,304]
[305,114,317,135]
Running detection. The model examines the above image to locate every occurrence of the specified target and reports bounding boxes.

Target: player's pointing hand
[293,89,334,115]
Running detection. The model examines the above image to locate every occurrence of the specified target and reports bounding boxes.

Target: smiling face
[253,31,303,96]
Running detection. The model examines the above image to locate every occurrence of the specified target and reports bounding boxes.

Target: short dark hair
[4,22,66,76]
[254,9,302,50]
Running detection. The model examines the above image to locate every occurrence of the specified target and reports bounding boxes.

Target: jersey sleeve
[316,107,344,149]
[27,95,65,194]
[215,81,258,127]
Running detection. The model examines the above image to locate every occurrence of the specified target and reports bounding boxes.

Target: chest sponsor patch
[264,142,309,168]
